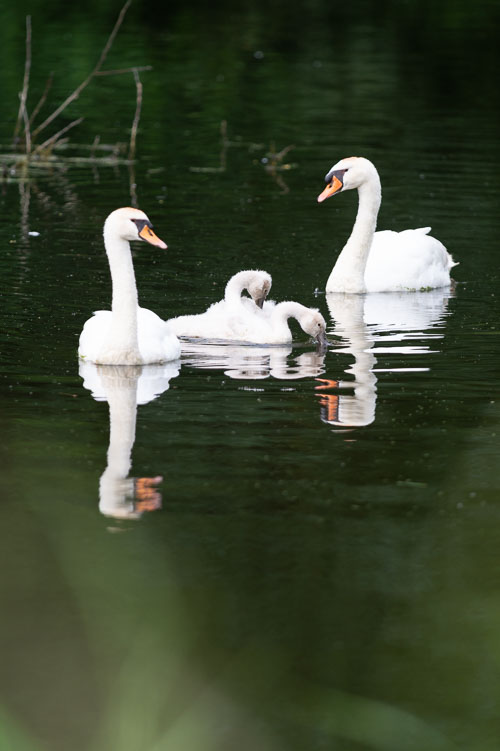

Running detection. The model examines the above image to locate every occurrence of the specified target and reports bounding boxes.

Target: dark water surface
[1,1,500,749]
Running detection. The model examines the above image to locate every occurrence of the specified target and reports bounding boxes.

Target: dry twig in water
[34,117,84,155]
[7,1,151,173]
[31,0,132,140]
[128,68,143,162]
[28,72,54,127]
[95,65,152,77]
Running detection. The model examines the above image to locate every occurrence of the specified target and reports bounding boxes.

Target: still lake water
[1,1,500,749]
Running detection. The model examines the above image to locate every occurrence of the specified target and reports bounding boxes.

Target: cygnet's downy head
[248,271,272,308]
[104,207,167,248]
[301,309,328,348]
[317,156,377,203]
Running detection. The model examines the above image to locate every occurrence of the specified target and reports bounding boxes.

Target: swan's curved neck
[225,271,255,306]
[102,229,141,361]
[272,301,306,323]
[270,302,307,336]
[327,173,381,294]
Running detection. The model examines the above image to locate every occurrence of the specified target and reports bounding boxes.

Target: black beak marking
[132,218,153,234]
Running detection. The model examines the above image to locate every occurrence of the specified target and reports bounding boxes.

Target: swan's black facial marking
[129,216,168,248]
[131,218,153,233]
[324,167,348,185]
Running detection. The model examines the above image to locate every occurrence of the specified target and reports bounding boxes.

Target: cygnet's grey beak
[255,295,266,309]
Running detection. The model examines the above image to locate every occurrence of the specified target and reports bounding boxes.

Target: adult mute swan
[167,269,272,339]
[317,157,457,294]
[78,207,181,365]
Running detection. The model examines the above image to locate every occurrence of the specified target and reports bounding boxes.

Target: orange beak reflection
[134,476,163,513]
[139,224,167,249]
[317,175,343,203]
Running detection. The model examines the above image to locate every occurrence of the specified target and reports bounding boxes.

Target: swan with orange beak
[78,207,181,365]
[317,156,457,294]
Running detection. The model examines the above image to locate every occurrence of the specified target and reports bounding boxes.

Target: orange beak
[138,224,167,249]
[317,175,343,203]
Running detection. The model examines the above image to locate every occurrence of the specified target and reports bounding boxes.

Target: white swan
[172,293,327,346]
[243,301,327,345]
[317,157,457,294]
[167,269,272,339]
[78,207,181,365]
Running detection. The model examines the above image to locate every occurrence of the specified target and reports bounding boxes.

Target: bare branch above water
[5,0,151,178]
[34,118,85,155]
[95,65,153,77]
[31,0,133,140]
[12,15,32,148]
[128,69,143,162]
[28,72,54,127]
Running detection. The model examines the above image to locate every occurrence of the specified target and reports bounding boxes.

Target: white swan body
[176,298,327,345]
[231,301,327,345]
[78,207,181,365]
[317,157,457,294]
[167,269,272,339]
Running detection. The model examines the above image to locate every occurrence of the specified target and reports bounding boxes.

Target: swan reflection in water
[317,288,453,428]
[79,361,180,519]
[180,340,326,381]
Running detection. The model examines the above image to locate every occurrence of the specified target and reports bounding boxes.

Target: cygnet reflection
[180,341,326,380]
[79,360,180,519]
[320,289,453,428]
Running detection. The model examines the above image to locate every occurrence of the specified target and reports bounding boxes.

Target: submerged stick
[13,16,32,148]
[32,0,132,139]
[189,120,229,173]
[128,68,143,162]
[21,97,32,154]
[128,162,138,206]
[90,134,101,159]
[96,65,152,77]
